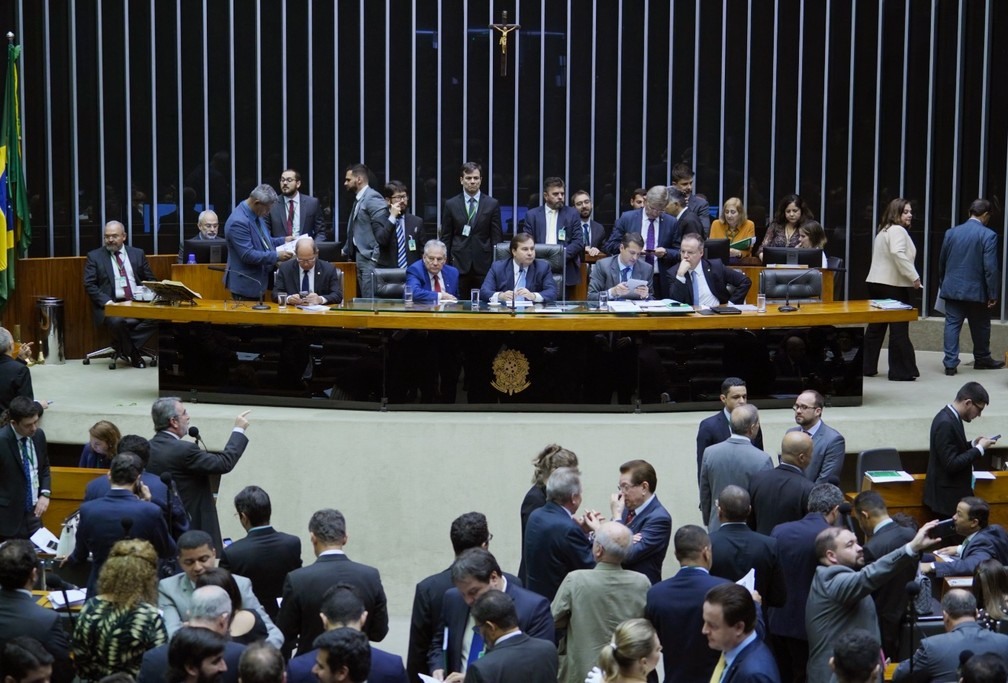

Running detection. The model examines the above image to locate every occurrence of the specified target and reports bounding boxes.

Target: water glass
[598,290,609,310]
[276,291,288,310]
[470,288,480,308]
[756,293,767,312]
[404,284,414,306]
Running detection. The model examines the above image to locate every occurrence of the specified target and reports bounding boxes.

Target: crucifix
[489,11,520,77]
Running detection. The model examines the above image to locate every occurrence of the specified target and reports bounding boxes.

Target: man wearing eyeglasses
[608,459,672,584]
[270,168,326,241]
[786,389,846,484]
[383,181,425,268]
[275,236,343,306]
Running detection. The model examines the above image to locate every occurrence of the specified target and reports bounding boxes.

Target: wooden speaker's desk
[853,472,1008,528]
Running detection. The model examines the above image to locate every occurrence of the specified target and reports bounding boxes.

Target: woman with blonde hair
[518,444,579,583]
[591,618,661,683]
[710,198,756,260]
[78,419,121,468]
[71,539,167,679]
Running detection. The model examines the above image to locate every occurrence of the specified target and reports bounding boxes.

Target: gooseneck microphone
[778,270,812,312]
[208,265,270,309]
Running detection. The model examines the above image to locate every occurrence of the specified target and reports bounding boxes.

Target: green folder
[730,237,753,250]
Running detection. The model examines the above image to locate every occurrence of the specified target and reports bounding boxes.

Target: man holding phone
[920,497,1008,577]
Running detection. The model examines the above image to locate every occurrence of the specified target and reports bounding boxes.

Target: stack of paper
[864,470,914,483]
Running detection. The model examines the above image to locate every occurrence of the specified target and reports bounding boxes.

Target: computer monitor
[762,246,823,267]
[182,238,227,264]
[704,238,730,264]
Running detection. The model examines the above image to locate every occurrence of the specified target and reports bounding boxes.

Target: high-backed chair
[855,447,903,492]
[373,268,407,300]
[492,242,565,292]
[760,268,823,303]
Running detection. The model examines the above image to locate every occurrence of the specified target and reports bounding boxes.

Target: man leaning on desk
[274,236,343,306]
[480,232,557,305]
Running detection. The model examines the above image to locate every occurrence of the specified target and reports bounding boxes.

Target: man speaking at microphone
[146,397,251,553]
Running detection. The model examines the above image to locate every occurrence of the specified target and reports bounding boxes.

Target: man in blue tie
[571,190,606,257]
[0,396,50,541]
[224,184,294,300]
[274,236,343,306]
[383,181,425,269]
[668,234,750,306]
[587,232,653,301]
[480,233,558,305]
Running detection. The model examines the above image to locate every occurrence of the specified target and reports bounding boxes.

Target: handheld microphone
[904,580,921,597]
[208,265,270,309]
[777,270,812,312]
[187,426,205,449]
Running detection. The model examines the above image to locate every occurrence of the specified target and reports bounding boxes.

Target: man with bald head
[84,220,158,367]
[274,236,343,305]
[748,431,815,535]
[699,404,772,532]
[551,521,651,683]
[177,210,222,263]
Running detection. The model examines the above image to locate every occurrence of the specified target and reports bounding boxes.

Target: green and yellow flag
[0,42,31,310]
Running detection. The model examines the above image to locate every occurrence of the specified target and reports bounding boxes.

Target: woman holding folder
[709,197,756,261]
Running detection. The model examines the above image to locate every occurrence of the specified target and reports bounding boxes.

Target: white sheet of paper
[31,526,61,554]
[607,301,639,313]
[48,589,87,608]
[626,278,649,291]
[419,675,440,683]
[736,568,756,591]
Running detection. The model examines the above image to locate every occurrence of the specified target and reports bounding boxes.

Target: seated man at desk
[274,236,343,306]
[177,209,221,263]
[588,231,652,301]
[480,232,557,305]
[668,233,750,306]
[921,496,1008,578]
[83,220,157,368]
[405,239,459,303]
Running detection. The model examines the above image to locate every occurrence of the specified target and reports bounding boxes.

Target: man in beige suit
[550,521,651,683]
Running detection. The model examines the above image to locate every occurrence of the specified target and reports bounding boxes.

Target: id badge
[462,224,472,237]
[558,228,566,242]
[408,238,417,251]
[115,275,128,291]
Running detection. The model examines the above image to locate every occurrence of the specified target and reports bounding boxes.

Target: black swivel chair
[759,268,823,303]
[373,268,407,300]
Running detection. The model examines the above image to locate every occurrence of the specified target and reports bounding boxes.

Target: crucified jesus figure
[489,11,520,77]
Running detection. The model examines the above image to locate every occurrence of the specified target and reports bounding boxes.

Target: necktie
[467,197,477,222]
[621,266,630,283]
[396,219,408,268]
[625,509,636,525]
[19,437,33,511]
[691,270,701,306]
[583,223,590,245]
[516,268,526,300]
[301,269,310,294]
[286,199,295,236]
[114,251,134,301]
[710,654,727,683]
[433,275,442,293]
[645,220,656,265]
[467,629,485,666]
[546,210,557,244]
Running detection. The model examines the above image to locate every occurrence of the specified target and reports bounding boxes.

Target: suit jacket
[518,485,548,586]
[668,259,751,305]
[722,636,780,683]
[748,464,813,535]
[344,186,394,265]
[645,566,730,683]
[223,201,286,298]
[465,632,558,683]
[274,256,343,304]
[289,645,407,683]
[787,421,846,483]
[709,523,787,608]
[269,193,326,240]
[395,213,426,265]
[700,436,773,531]
[605,209,682,296]
[806,545,917,683]
[277,552,389,657]
[157,571,282,648]
[138,640,245,683]
[893,621,1008,683]
[696,410,765,486]
[687,195,712,236]
[522,205,584,285]
[551,563,650,683]
[676,206,706,240]
[0,355,33,411]
[862,520,917,658]
[578,219,607,250]
[938,217,999,303]
[429,579,554,675]
[480,259,558,306]
[409,568,454,680]
[406,260,461,303]
[70,488,174,595]
[933,525,1008,577]
[768,512,830,640]
[524,501,595,601]
[219,525,303,621]
[442,192,503,276]
[620,496,672,584]
[0,424,50,538]
[0,589,74,683]
[146,430,249,553]
[83,245,156,325]
[84,470,190,540]
[587,255,654,301]
[925,406,980,518]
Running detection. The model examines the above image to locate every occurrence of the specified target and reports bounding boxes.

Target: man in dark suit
[938,198,1003,374]
[277,508,388,658]
[382,180,425,268]
[893,590,1008,683]
[146,397,250,553]
[787,389,847,484]
[587,232,653,301]
[465,590,558,683]
[604,186,682,296]
[830,630,883,683]
[853,490,917,659]
[0,328,37,411]
[480,232,558,306]
[270,168,327,240]
[224,185,294,300]
[428,548,554,680]
[709,486,787,608]
[442,162,503,296]
[310,628,371,683]
[274,236,343,305]
[702,584,779,683]
[924,382,996,518]
[66,453,174,595]
[521,177,584,291]
[669,233,750,305]
[178,209,225,263]
[286,585,407,683]
[524,467,600,601]
[670,162,712,236]
[645,525,730,683]
[665,185,705,241]
[609,459,672,584]
[922,497,1008,578]
[342,163,393,298]
[0,540,73,683]
[571,190,607,256]
[219,485,301,621]
[696,377,765,487]
[0,397,50,541]
[748,431,814,535]
[83,220,158,367]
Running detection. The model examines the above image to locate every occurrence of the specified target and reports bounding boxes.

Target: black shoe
[888,376,916,381]
[863,370,878,377]
[945,366,957,376]
[974,359,1006,370]
[130,351,147,369]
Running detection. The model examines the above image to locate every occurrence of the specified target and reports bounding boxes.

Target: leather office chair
[760,268,823,303]
[373,268,407,300]
[492,242,565,292]
[854,447,902,492]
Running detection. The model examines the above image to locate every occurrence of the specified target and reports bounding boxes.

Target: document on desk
[865,470,915,483]
[30,526,60,554]
[296,304,330,312]
[49,589,87,608]
[607,301,639,313]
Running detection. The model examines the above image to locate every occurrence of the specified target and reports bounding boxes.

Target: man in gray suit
[587,232,653,301]
[805,522,940,683]
[893,590,1008,682]
[342,163,392,298]
[699,404,772,532]
[938,198,1004,375]
[787,389,846,483]
[270,168,327,240]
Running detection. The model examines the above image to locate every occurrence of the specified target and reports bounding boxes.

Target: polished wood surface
[170,262,358,302]
[46,466,99,537]
[854,472,1008,528]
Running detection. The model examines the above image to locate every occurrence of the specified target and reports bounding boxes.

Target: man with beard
[270,169,326,240]
[521,177,584,294]
[342,163,392,298]
[571,190,606,257]
[786,389,846,484]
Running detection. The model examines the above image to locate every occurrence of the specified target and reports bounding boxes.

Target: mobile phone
[990,435,1001,441]
[926,518,956,539]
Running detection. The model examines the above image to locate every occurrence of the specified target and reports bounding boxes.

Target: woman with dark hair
[518,444,579,584]
[862,198,921,381]
[757,193,814,258]
[973,558,1008,631]
[78,420,122,468]
[195,567,268,644]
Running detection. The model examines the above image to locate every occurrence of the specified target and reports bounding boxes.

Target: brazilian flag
[0,42,31,311]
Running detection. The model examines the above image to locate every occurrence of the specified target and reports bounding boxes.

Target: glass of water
[403,284,414,306]
[598,290,609,310]
[276,291,287,310]
[470,289,480,309]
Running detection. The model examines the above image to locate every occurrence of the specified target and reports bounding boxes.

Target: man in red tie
[83,221,157,368]
[270,169,327,241]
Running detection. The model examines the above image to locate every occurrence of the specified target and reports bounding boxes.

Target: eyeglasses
[390,194,408,201]
[618,481,641,492]
[793,404,815,411]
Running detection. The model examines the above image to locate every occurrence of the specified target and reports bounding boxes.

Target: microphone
[208,265,270,310]
[777,270,813,312]
[837,502,856,533]
[187,425,205,449]
[905,580,921,597]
